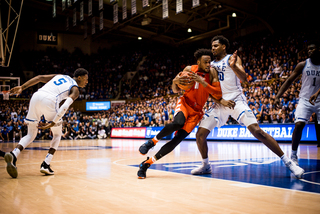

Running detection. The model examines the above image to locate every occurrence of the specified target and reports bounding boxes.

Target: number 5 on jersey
[54,78,67,86]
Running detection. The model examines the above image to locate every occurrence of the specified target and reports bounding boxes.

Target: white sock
[202,158,209,165]
[12,148,21,158]
[292,150,297,156]
[44,153,53,165]
[280,154,290,164]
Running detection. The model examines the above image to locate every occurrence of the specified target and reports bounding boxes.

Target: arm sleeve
[52,97,74,123]
[203,82,222,100]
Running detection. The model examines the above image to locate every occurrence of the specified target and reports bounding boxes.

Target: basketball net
[2,91,9,100]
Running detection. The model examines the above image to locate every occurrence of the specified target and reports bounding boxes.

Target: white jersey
[38,74,78,104]
[210,54,243,100]
[300,58,320,102]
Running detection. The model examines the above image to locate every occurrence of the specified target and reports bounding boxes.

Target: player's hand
[188,72,205,84]
[10,86,23,97]
[220,99,236,109]
[309,92,319,105]
[38,121,56,130]
[173,72,193,85]
[229,50,238,68]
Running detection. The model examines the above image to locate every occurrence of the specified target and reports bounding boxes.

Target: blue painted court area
[132,158,320,194]
[25,146,113,150]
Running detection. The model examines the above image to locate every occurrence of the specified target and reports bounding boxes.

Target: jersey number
[54,78,67,86]
[218,72,224,81]
[313,77,316,86]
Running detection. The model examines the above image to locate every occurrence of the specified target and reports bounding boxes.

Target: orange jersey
[183,65,211,112]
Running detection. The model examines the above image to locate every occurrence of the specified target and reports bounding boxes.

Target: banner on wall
[62,0,66,11]
[99,0,104,10]
[88,0,92,16]
[131,0,136,15]
[142,0,148,8]
[163,0,168,19]
[37,31,58,45]
[111,127,146,138]
[80,1,84,21]
[113,3,118,24]
[86,101,111,111]
[122,0,127,20]
[53,0,56,18]
[176,0,183,14]
[110,124,317,141]
[185,124,317,141]
[192,0,199,8]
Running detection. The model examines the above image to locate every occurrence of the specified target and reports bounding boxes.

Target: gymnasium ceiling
[14,0,313,45]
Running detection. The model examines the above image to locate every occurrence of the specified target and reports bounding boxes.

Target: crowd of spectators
[20,46,144,100]
[1,31,319,141]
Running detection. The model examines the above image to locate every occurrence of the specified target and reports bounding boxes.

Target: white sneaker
[285,160,304,179]
[291,154,299,166]
[191,164,212,175]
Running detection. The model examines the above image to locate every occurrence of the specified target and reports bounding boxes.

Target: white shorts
[25,91,61,124]
[199,97,257,131]
[295,98,320,124]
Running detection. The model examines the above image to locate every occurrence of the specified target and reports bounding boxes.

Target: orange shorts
[174,97,204,133]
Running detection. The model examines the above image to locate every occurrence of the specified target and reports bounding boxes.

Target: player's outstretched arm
[10,74,58,96]
[275,61,305,106]
[38,86,79,130]
[309,88,320,105]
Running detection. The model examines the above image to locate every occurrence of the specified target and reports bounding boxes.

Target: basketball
[178,71,194,91]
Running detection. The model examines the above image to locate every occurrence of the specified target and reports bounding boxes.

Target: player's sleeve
[52,97,74,123]
[203,82,222,100]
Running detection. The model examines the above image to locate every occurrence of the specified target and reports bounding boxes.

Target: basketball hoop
[1,91,9,100]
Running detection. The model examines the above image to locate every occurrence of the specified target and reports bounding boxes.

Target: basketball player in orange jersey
[137,49,227,179]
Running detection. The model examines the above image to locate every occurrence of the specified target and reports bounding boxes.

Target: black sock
[156,112,186,139]
[155,129,189,160]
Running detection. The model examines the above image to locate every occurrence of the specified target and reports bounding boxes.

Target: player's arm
[10,74,58,96]
[172,66,192,93]
[189,67,222,100]
[38,86,80,130]
[275,61,305,105]
[309,87,320,105]
[229,51,247,82]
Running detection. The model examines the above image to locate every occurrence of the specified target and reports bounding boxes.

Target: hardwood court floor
[0,139,320,214]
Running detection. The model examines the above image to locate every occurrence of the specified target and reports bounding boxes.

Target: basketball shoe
[137,158,151,179]
[291,153,299,166]
[285,159,304,179]
[191,163,212,175]
[40,161,54,175]
[139,140,155,155]
[4,152,18,178]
